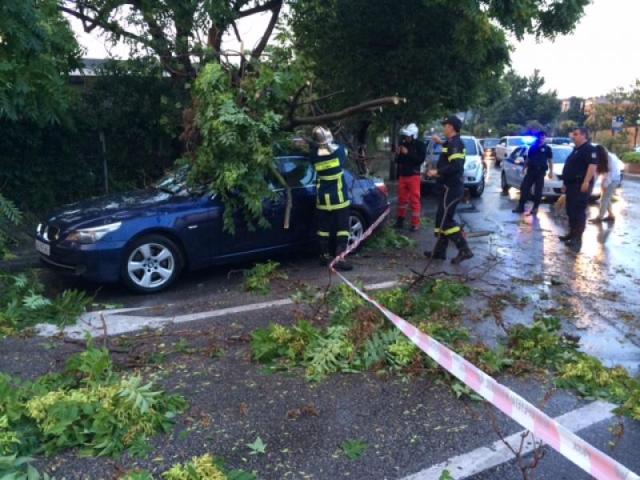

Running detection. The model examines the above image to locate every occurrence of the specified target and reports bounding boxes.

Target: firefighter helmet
[399,123,419,139]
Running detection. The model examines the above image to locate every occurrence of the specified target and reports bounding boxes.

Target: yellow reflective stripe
[443,226,461,235]
[324,193,331,206]
[337,231,350,237]
[315,158,341,171]
[317,231,330,237]
[442,147,448,153]
[434,228,441,233]
[337,175,344,203]
[316,200,351,211]
[449,153,465,161]
[318,172,344,181]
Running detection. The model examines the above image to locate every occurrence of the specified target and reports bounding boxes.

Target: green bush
[0,58,185,214]
[0,272,91,336]
[0,345,186,477]
[621,152,640,164]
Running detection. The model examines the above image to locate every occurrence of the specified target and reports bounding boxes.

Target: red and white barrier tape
[329,209,639,480]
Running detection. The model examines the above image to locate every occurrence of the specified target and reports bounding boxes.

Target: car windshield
[508,138,527,147]
[462,138,478,155]
[154,166,194,196]
[483,139,499,147]
[551,147,572,164]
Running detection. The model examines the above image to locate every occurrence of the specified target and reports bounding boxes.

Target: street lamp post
[635,115,640,148]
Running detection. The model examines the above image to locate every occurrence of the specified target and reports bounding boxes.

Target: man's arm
[582,164,597,192]
[547,148,554,179]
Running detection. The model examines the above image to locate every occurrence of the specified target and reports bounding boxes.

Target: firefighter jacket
[436,135,465,189]
[311,145,351,211]
[396,139,426,177]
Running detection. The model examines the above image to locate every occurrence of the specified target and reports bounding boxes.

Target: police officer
[512,131,553,216]
[559,127,598,251]
[310,126,353,271]
[394,123,426,232]
[424,116,473,264]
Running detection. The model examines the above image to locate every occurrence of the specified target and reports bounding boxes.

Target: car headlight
[66,222,122,244]
[465,161,479,171]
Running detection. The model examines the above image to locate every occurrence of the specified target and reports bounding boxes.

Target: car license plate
[35,239,50,256]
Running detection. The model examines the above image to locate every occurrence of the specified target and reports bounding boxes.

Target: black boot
[424,238,448,260]
[565,232,583,252]
[319,253,332,266]
[394,217,405,229]
[451,235,473,265]
[558,230,573,242]
[333,259,354,271]
[512,206,525,214]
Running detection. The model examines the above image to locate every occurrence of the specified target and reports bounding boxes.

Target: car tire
[347,210,367,251]
[470,176,485,198]
[121,234,184,293]
[501,172,509,195]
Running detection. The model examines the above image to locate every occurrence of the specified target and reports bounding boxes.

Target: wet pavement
[27,163,640,479]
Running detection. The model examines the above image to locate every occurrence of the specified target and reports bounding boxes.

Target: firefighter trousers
[317,207,350,258]
[397,175,421,227]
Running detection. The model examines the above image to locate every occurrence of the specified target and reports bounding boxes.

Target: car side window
[499,138,506,146]
[277,157,315,188]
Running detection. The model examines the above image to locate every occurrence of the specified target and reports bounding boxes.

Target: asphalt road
[31,163,640,479]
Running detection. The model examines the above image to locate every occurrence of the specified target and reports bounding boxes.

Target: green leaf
[246,436,267,455]
[340,439,368,460]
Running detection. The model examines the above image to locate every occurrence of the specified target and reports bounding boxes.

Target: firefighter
[512,131,553,216]
[310,126,353,271]
[559,127,598,251]
[394,123,426,232]
[424,116,473,264]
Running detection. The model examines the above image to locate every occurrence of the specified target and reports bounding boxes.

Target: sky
[71,0,640,99]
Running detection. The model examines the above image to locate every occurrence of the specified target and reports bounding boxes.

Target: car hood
[45,189,197,231]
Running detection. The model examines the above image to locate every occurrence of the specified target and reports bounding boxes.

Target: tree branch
[250,0,282,61]
[236,0,281,19]
[285,96,407,129]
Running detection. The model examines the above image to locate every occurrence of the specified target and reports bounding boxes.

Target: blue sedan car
[35,156,389,293]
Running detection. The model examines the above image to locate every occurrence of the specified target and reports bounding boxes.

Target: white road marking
[36,279,400,338]
[400,401,617,480]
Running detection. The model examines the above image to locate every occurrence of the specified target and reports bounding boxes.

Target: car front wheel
[122,234,183,293]
[470,176,485,197]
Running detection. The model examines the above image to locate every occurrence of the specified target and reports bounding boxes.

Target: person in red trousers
[394,123,426,232]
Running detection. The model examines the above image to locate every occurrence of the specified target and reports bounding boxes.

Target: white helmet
[399,123,419,139]
[312,126,338,153]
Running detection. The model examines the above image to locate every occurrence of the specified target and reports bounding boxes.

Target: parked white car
[501,145,625,199]
[421,135,486,197]
[494,136,535,166]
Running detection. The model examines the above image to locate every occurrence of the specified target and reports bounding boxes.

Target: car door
[496,137,508,162]
[505,147,526,187]
[270,156,317,245]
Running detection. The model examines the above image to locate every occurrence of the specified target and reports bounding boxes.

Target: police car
[501,144,625,199]
[421,135,486,197]
[494,136,532,166]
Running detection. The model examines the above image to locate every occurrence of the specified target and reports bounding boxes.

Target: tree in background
[0,0,81,124]
[587,80,640,153]
[473,70,560,135]
[561,96,587,125]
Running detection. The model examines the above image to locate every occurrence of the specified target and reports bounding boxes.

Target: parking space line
[400,401,617,480]
[37,279,400,338]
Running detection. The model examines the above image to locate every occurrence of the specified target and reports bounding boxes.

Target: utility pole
[635,114,640,148]
[99,131,109,194]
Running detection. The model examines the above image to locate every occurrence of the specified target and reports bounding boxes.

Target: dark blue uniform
[516,141,553,212]
[432,135,468,255]
[562,142,598,239]
[310,145,351,259]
